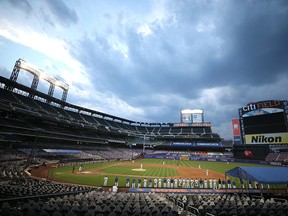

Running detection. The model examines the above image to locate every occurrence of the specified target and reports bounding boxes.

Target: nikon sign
[245,133,288,144]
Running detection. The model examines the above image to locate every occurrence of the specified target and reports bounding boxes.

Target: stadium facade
[0,59,287,213]
[0,59,224,154]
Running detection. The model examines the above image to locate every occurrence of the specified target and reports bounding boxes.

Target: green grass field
[49,158,276,188]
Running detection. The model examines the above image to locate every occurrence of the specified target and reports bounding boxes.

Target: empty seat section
[114,122,135,132]
[34,100,60,115]
[201,133,212,138]
[204,127,212,133]
[151,126,160,134]
[53,107,72,119]
[146,126,154,133]
[181,127,192,134]
[136,126,148,133]
[104,119,120,129]
[65,109,85,122]
[211,133,220,138]
[125,124,138,132]
[80,113,99,125]
[93,117,111,128]
[158,126,171,135]
[192,127,204,134]
[16,94,41,110]
[154,126,161,134]
[0,89,21,104]
[170,127,182,134]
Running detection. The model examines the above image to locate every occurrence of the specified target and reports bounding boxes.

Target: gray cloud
[202,0,288,86]
[2,0,78,29]
[0,66,11,78]
[5,0,31,13]
[43,0,79,27]
[67,0,288,139]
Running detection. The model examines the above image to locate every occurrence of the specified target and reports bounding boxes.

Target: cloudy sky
[0,0,287,140]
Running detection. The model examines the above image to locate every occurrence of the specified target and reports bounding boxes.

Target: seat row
[1,191,180,216]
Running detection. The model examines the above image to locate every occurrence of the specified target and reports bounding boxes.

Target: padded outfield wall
[144,152,286,167]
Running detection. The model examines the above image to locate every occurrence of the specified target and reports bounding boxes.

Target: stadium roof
[225,166,288,184]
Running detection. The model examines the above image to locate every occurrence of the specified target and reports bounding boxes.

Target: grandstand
[0,60,287,216]
[0,64,223,153]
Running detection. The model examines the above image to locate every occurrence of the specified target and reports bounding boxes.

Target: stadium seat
[52,211,62,216]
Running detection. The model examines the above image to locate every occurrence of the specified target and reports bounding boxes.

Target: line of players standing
[103,176,262,189]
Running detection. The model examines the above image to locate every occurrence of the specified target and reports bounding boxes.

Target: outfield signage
[241,100,285,116]
[232,119,240,136]
[232,118,242,144]
[245,132,288,144]
[173,122,211,127]
[242,108,283,117]
[171,142,221,147]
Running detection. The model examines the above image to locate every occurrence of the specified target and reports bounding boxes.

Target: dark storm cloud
[201,0,288,86]
[121,25,208,102]
[72,33,139,95]
[43,0,79,27]
[71,0,288,137]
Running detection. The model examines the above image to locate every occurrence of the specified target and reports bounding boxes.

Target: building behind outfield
[232,100,288,160]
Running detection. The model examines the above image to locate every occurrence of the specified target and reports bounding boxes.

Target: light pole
[142,134,146,156]
[131,144,133,160]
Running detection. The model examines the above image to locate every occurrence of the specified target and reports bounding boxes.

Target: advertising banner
[170,142,221,147]
[181,113,192,123]
[193,113,203,123]
[232,118,241,144]
[173,122,211,127]
[232,118,240,136]
[241,100,285,116]
[245,132,288,144]
[243,108,283,117]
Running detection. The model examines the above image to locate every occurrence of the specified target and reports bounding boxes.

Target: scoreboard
[180,109,204,123]
[238,100,288,144]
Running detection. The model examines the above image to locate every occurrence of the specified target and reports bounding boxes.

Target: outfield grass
[50,158,273,187]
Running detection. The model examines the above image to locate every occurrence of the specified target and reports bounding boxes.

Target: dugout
[226,166,288,195]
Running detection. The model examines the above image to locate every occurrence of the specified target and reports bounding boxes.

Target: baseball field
[31,158,273,188]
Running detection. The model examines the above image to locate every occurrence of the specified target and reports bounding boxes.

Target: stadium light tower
[5,58,69,102]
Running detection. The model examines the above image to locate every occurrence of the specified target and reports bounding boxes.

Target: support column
[61,89,68,102]
[46,83,55,103]
[5,59,21,90]
[29,75,39,98]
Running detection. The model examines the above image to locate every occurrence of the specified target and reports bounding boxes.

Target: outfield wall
[144,153,286,167]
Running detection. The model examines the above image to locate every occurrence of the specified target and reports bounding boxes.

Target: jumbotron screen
[239,100,288,144]
[243,112,286,134]
[180,109,203,123]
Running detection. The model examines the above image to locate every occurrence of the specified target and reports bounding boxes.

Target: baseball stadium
[0,59,288,216]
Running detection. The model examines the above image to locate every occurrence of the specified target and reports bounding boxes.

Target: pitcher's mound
[80,171,92,174]
[132,168,146,172]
